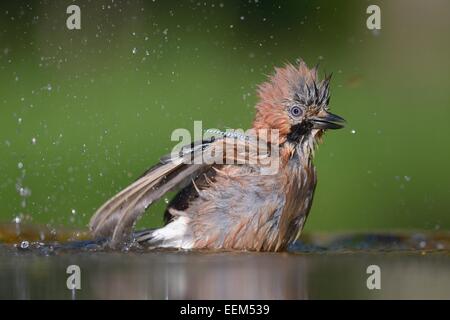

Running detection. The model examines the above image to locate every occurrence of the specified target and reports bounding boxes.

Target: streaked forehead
[291,74,331,108]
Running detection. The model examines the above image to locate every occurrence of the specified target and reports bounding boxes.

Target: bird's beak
[310,111,346,130]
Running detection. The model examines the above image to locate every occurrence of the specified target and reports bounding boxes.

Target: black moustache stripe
[287,122,313,143]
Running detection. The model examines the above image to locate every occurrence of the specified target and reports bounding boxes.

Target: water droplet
[17,162,23,169]
[18,187,31,197]
[31,137,37,145]
[404,176,411,182]
[13,216,21,224]
[71,209,76,214]
[351,129,356,134]
[20,241,29,249]
[132,47,137,54]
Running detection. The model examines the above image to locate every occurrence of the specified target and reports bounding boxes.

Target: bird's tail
[132,229,158,244]
[134,216,194,249]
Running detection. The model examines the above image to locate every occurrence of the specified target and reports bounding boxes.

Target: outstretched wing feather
[89,135,273,247]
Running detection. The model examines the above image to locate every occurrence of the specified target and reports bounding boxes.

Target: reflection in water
[89,253,297,299]
[1,226,450,299]
[0,249,310,299]
[1,246,450,299]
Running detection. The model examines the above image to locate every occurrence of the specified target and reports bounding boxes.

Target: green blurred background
[0,0,449,233]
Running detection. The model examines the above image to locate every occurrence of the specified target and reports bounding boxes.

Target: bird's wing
[89,134,273,247]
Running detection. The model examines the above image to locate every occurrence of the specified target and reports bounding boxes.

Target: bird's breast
[275,155,317,249]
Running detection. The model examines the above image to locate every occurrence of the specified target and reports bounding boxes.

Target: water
[0,224,449,299]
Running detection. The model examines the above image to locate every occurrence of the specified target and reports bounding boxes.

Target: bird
[89,60,345,251]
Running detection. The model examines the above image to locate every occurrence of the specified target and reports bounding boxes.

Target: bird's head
[253,60,345,145]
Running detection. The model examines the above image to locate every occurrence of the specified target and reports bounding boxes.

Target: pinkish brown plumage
[89,60,345,251]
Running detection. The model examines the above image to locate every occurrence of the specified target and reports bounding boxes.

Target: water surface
[1,224,449,299]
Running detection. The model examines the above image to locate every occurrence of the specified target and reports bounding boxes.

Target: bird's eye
[289,106,303,118]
